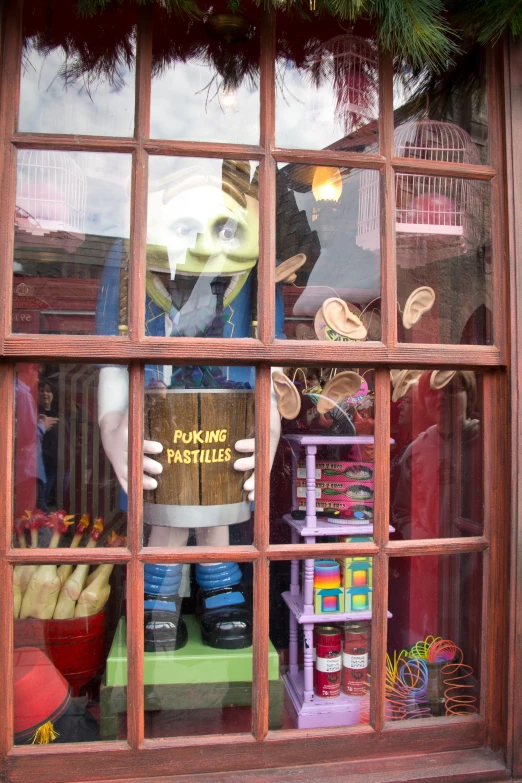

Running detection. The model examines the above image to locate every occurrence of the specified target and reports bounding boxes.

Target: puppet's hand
[233,398,282,502]
[99,409,163,493]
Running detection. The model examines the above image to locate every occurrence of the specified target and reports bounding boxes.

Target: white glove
[98,367,163,493]
[233,368,282,501]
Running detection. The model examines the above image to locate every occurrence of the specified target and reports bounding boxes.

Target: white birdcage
[356,120,483,253]
[305,33,378,134]
[15,149,86,239]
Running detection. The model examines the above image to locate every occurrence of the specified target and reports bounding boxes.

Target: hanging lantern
[312,166,343,202]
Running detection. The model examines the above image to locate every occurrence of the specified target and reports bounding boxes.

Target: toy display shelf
[283,670,363,729]
[282,590,392,624]
[281,433,394,729]
[283,513,394,538]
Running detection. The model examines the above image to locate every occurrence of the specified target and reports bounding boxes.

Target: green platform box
[100,615,284,738]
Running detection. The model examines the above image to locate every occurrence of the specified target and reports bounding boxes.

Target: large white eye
[169,217,201,244]
[214,218,241,247]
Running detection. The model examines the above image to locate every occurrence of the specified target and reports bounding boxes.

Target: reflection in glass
[272,367,378,543]
[142,560,260,738]
[271,559,372,729]
[13,363,128,546]
[393,50,488,163]
[276,164,381,341]
[145,157,259,339]
[276,21,379,152]
[150,7,260,143]
[13,151,132,335]
[13,564,126,744]
[387,553,482,719]
[19,1,135,137]
[390,370,483,540]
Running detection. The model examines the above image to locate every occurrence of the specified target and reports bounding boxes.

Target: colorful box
[313,586,345,614]
[297,461,374,482]
[337,536,373,612]
[297,479,374,502]
[298,500,374,520]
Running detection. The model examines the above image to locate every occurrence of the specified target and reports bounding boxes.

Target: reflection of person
[96,161,284,651]
[392,371,479,540]
[38,381,59,509]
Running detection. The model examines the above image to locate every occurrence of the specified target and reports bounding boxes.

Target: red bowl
[14,610,106,696]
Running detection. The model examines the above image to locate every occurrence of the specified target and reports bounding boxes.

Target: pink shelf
[284,434,376,446]
[283,591,391,624]
[283,670,363,729]
[283,513,395,537]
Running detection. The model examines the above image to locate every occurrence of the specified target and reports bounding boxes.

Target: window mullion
[126,360,145,749]
[378,51,397,349]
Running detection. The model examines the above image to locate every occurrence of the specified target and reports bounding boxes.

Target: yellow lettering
[167,448,175,464]
[217,448,225,462]
[224,448,231,461]
[208,430,220,443]
[203,450,211,464]
[173,429,183,444]
[174,450,183,464]
[219,429,227,443]
[182,432,192,444]
[199,449,205,463]
[183,450,191,464]
[191,449,199,463]
[194,430,204,444]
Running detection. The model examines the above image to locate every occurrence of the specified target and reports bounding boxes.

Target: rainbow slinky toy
[314,560,341,589]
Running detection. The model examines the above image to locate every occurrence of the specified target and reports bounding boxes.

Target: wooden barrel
[144,389,254,507]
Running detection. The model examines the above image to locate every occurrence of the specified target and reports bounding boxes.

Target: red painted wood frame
[0,3,514,782]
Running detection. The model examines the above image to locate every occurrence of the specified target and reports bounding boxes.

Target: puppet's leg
[144,526,189,651]
[194,526,252,649]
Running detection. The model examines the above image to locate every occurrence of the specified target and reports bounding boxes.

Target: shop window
[0,1,509,780]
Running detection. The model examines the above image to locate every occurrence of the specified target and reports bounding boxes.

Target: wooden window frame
[0,3,516,782]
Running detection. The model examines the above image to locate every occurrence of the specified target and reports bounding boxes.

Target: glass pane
[13,363,128,546]
[272,367,382,544]
[150,7,260,144]
[392,175,491,344]
[146,158,258,338]
[19,1,136,137]
[276,164,381,341]
[390,369,484,540]
[387,553,482,720]
[271,557,373,729]
[276,18,379,152]
[393,50,488,164]
[13,563,126,744]
[142,560,254,737]
[13,151,132,336]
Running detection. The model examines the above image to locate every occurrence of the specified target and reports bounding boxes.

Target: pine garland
[71,0,521,71]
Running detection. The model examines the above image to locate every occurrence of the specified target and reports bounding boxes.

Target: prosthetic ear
[402,287,436,329]
[322,298,367,341]
[272,371,302,420]
[317,371,363,414]
[391,369,424,402]
[430,370,457,390]
[275,253,307,284]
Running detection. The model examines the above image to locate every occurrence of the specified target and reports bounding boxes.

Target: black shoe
[196,583,252,649]
[144,597,188,653]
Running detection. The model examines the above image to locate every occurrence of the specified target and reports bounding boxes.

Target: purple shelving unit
[281,433,394,729]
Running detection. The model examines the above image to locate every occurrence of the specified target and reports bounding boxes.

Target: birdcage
[15,150,86,239]
[356,120,483,253]
[305,33,378,134]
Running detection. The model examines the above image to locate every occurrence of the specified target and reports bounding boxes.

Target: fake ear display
[430,370,457,390]
[321,298,367,341]
[272,371,302,420]
[317,371,363,414]
[391,369,424,402]
[275,253,307,284]
[402,287,436,329]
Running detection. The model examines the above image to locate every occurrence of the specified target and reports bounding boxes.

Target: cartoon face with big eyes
[147,163,259,306]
